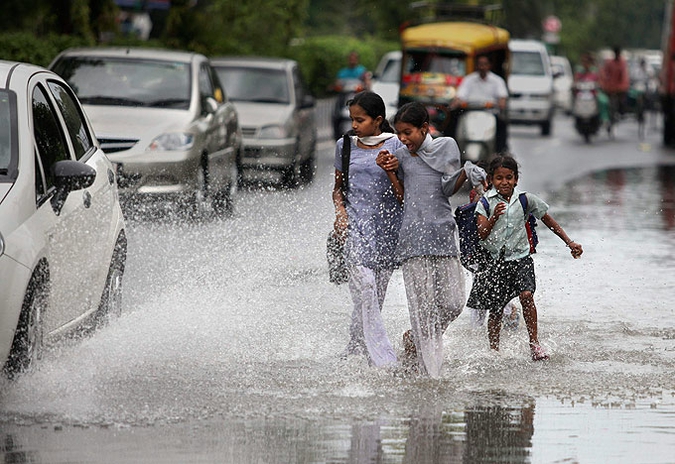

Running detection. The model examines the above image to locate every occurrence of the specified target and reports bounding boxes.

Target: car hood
[82,105,195,139]
[231,102,292,128]
[509,75,553,94]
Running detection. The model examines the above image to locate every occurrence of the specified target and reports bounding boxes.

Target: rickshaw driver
[452,55,509,153]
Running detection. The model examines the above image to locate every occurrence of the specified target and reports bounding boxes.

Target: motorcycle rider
[451,55,509,153]
[336,50,371,88]
[599,46,630,130]
[574,52,609,125]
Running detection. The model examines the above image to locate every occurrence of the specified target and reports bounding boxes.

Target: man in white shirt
[452,55,509,153]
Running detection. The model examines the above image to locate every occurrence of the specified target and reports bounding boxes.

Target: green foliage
[0,32,92,67]
[286,35,399,97]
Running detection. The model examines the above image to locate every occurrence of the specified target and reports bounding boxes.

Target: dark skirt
[466,255,536,314]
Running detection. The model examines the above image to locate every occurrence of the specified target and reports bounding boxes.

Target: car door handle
[82,190,92,209]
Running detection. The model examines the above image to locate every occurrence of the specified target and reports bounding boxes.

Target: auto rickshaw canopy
[401,21,510,55]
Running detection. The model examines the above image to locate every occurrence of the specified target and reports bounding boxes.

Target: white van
[507,39,555,135]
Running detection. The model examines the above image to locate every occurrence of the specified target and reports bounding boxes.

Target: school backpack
[455,193,538,273]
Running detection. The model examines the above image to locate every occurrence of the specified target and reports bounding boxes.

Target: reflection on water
[552,164,675,231]
[3,392,674,463]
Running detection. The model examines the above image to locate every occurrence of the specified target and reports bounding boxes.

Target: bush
[286,35,399,97]
[0,32,93,67]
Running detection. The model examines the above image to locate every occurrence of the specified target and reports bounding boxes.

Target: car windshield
[51,57,191,109]
[0,91,15,176]
[404,50,466,76]
[215,66,289,104]
[512,51,546,76]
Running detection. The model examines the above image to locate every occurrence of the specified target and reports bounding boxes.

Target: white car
[508,39,555,135]
[50,48,242,217]
[211,57,317,187]
[551,55,574,114]
[0,60,126,378]
[371,50,402,121]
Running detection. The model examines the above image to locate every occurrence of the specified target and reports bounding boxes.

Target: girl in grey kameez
[332,91,404,368]
[377,102,487,377]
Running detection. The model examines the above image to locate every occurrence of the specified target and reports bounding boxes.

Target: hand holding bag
[327,133,351,285]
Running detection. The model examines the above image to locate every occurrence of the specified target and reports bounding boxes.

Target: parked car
[507,39,555,135]
[49,47,242,217]
[551,55,574,115]
[210,57,317,187]
[0,60,126,378]
[371,50,402,121]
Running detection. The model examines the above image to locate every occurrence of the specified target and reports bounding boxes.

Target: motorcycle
[331,78,368,140]
[454,101,502,164]
[572,80,602,143]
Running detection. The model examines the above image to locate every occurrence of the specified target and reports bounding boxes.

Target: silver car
[50,47,242,216]
[0,60,126,378]
[210,57,317,187]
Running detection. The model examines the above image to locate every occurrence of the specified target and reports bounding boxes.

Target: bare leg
[487,310,503,350]
[519,290,538,346]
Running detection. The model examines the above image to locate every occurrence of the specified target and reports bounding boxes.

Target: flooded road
[1,109,675,463]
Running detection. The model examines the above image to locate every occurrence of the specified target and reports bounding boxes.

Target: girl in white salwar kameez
[332,91,404,368]
[377,102,487,377]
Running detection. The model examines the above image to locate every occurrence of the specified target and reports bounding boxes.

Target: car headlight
[258,125,288,139]
[147,133,194,151]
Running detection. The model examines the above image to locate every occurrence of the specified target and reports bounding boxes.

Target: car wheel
[541,119,552,136]
[3,265,48,379]
[299,145,316,185]
[191,154,212,219]
[95,233,127,327]
[213,165,236,218]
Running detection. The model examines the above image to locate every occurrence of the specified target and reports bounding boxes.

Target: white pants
[345,265,397,368]
[402,256,465,378]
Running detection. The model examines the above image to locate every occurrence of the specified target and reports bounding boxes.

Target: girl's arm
[476,202,506,240]
[540,213,583,258]
[376,150,405,204]
[332,169,348,237]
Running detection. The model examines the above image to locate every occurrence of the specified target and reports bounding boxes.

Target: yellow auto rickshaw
[398,20,510,133]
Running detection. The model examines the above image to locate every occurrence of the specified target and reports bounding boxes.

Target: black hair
[393,101,429,128]
[487,154,519,178]
[347,91,394,133]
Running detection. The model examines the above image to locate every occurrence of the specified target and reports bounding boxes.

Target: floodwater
[1,127,675,462]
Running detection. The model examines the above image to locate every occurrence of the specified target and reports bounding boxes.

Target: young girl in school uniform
[332,91,404,368]
[468,155,583,360]
[376,101,487,377]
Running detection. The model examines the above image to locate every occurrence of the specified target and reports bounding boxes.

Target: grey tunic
[395,145,460,261]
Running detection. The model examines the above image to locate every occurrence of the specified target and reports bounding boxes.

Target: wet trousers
[402,256,465,378]
[345,265,397,367]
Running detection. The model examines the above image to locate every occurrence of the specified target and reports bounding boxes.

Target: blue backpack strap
[518,192,528,213]
[479,196,490,216]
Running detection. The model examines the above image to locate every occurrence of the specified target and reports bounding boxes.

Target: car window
[52,57,191,109]
[199,63,223,103]
[292,67,305,102]
[0,90,16,177]
[48,81,94,160]
[215,66,290,104]
[512,51,546,76]
[32,84,71,190]
[379,58,401,83]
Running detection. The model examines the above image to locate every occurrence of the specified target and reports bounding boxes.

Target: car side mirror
[202,96,219,115]
[50,160,96,215]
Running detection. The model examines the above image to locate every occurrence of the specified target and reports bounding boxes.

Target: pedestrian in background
[467,155,583,360]
[376,101,486,377]
[332,91,403,368]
